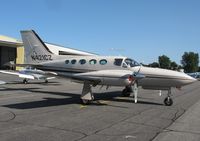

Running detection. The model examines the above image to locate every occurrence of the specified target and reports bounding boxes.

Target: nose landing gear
[164,89,173,106]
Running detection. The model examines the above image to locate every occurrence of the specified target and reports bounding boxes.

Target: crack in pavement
[7,120,88,140]
[149,108,186,141]
[73,106,153,141]
[163,128,200,135]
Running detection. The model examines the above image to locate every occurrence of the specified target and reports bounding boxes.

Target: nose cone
[182,73,197,85]
[133,66,197,88]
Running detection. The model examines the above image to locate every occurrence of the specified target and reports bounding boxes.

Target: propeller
[133,72,145,80]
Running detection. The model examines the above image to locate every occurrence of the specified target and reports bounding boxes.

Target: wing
[0,70,35,80]
[69,70,145,86]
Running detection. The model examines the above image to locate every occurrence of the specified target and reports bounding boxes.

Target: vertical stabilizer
[20,30,55,64]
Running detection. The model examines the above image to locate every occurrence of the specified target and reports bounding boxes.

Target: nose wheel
[164,97,173,106]
[81,99,92,105]
[164,89,173,106]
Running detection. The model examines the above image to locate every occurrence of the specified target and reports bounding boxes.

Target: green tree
[170,61,178,70]
[148,62,159,68]
[181,52,199,73]
[158,55,171,69]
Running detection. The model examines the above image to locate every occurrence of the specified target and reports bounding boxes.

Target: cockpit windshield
[123,58,140,68]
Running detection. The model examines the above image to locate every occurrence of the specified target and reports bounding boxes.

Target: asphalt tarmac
[0,73,200,141]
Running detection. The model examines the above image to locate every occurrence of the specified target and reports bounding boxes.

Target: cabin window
[114,59,123,66]
[99,59,107,65]
[89,59,97,65]
[65,60,69,64]
[71,59,77,64]
[79,59,86,65]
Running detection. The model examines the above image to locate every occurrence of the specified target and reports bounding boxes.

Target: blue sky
[0,0,200,64]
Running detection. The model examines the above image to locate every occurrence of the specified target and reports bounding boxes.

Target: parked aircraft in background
[187,72,200,81]
[19,30,197,106]
[0,68,57,84]
[0,80,6,85]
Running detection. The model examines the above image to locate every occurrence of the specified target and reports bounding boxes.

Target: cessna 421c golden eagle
[19,30,196,106]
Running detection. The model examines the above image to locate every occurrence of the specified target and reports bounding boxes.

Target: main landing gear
[164,89,173,106]
[23,79,28,84]
[80,82,94,105]
[121,82,138,103]
[122,86,132,97]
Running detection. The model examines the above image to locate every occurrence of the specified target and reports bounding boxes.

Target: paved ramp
[0,73,200,141]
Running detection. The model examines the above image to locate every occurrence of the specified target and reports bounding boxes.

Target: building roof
[0,35,23,47]
[45,42,96,56]
[0,35,96,55]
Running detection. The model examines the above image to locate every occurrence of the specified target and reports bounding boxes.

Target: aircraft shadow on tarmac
[95,92,163,106]
[6,81,61,86]
[0,87,41,92]
[2,89,163,109]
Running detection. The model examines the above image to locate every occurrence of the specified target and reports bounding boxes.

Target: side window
[65,60,69,64]
[89,59,97,65]
[99,59,107,65]
[114,59,123,66]
[79,59,86,65]
[71,59,76,64]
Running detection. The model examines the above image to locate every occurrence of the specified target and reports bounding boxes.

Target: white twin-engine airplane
[20,30,197,106]
[0,68,57,84]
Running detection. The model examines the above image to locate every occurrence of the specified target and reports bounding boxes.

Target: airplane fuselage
[20,30,197,105]
[35,55,195,89]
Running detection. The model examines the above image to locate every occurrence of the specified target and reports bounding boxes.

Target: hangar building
[0,35,24,70]
[0,35,95,70]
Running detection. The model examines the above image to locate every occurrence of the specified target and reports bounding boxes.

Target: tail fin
[20,30,54,64]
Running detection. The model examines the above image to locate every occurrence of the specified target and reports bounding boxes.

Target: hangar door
[0,46,16,69]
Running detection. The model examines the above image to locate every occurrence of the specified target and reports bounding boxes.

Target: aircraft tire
[23,79,28,84]
[81,99,91,105]
[122,89,131,97]
[164,97,173,106]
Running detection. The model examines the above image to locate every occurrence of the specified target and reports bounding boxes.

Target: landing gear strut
[80,82,94,105]
[164,89,173,106]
